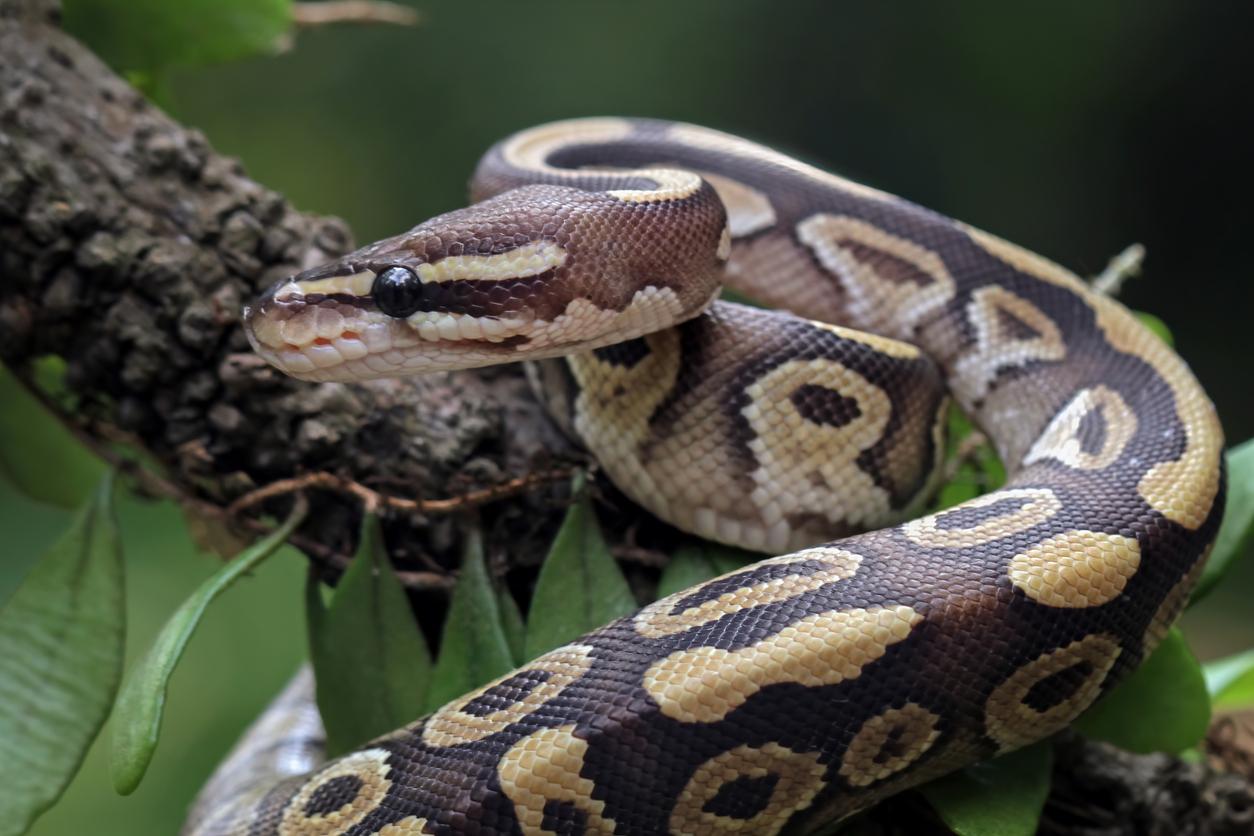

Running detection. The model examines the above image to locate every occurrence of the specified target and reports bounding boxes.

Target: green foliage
[1191,439,1254,604]
[111,502,306,793]
[1073,628,1210,753]
[63,0,293,95]
[424,528,515,712]
[1204,649,1254,710]
[0,474,124,835]
[307,515,432,757]
[496,586,528,667]
[0,362,103,510]
[920,743,1053,836]
[1135,311,1174,347]
[522,474,637,660]
[935,405,1006,510]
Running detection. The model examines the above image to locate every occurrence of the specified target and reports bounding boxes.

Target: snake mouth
[243,283,539,380]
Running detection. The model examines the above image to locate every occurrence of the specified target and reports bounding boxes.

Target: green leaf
[111,500,306,793]
[497,586,527,666]
[63,0,293,87]
[1135,311,1174,347]
[425,528,515,711]
[0,362,104,510]
[920,743,1053,836]
[307,515,432,757]
[1204,648,1254,710]
[1191,439,1254,605]
[0,473,124,834]
[658,542,761,600]
[523,476,637,660]
[1073,628,1210,753]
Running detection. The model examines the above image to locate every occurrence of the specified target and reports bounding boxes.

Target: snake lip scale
[200,117,1225,836]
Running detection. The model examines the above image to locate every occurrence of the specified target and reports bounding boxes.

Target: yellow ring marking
[902,488,1062,549]
[984,633,1121,751]
[795,214,957,341]
[1008,530,1141,608]
[838,703,941,788]
[1144,549,1208,652]
[634,548,862,639]
[743,359,894,533]
[422,645,595,748]
[669,742,827,834]
[497,725,617,836]
[964,226,1222,530]
[278,748,393,836]
[500,117,635,172]
[1024,385,1138,471]
[953,285,1066,402]
[607,168,705,203]
[644,605,923,724]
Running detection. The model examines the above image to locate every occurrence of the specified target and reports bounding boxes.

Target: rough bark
[0,2,1250,833]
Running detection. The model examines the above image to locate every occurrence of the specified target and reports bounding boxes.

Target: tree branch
[0,11,1250,833]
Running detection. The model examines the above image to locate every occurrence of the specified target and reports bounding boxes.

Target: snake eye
[372,266,424,318]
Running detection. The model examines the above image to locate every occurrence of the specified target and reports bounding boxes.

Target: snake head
[243,185,726,382]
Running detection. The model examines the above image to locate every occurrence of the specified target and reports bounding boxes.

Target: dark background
[13,2,1254,832]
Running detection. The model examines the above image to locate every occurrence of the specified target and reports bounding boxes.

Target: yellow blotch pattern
[497,725,617,836]
[644,606,923,724]
[1008,530,1142,608]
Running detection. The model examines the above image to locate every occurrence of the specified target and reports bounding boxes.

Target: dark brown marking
[1076,405,1109,456]
[933,496,1032,531]
[701,773,781,820]
[790,383,862,428]
[461,669,553,717]
[1022,660,1095,712]
[303,774,363,816]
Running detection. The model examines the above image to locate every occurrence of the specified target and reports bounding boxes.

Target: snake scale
[200,118,1225,835]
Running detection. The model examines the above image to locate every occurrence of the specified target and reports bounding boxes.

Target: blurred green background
[4,1,1253,832]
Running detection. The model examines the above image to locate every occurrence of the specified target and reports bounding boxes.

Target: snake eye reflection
[372,266,424,318]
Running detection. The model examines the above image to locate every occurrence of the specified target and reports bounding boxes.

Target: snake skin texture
[212,118,1226,836]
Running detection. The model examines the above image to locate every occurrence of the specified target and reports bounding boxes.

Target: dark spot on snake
[933,496,1031,531]
[702,772,781,820]
[1076,404,1109,456]
[993,305,1044,342]
[303,774,363,817]
[872,722,909,765]
[834,239,933,287]
[1022,660,1095,712]
[593,337,651,368]
[790,383,862,428]
[666,559,833,616]
[541,799,589,835]
[461,669,552,717]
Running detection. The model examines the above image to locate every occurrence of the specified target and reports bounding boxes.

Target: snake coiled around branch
[195,118,1225,836]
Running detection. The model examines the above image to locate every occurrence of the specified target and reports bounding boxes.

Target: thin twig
[1092,242,1146,297]
[291,1,421,27]
[226,467,575,517]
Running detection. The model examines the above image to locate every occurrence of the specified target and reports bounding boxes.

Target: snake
[198,118,1225,835]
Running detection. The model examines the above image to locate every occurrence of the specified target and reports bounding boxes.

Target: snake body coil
[212,118,1225,835]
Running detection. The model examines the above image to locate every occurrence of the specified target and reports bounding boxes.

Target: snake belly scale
[207,118,1225,835]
